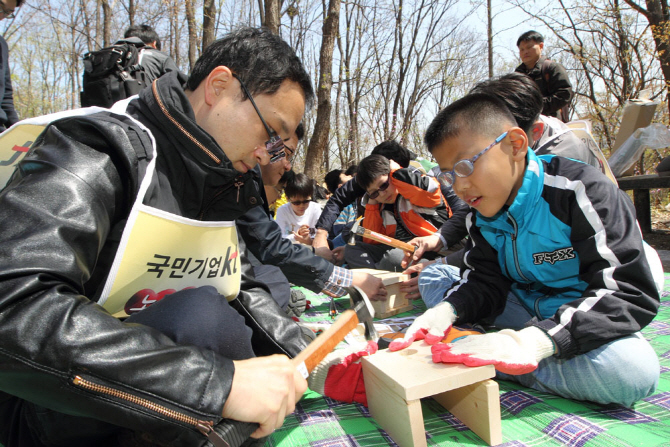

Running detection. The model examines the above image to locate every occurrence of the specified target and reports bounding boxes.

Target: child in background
[275,172,322,245]
[344,154,451,270]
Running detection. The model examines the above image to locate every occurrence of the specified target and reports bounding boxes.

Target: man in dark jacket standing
[0,0,21,132]
[122,24,181,82]
[0,27,355,447]
[515,30,573,122]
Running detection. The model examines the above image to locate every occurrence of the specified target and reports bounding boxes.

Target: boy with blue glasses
[390,93,663,407]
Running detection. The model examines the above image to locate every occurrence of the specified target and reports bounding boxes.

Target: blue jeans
[418,263,660,407]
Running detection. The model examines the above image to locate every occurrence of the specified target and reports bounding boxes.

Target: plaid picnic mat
[268,275,670,447]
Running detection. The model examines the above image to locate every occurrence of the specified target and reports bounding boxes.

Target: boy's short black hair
[324,169,344,195]
[344,164,358,176]
[371,140,412,168]
[187,27,314,110]
[124,24,161,50]
[516,30,544,47]
[424,93,517,153]
[356,154,391,190]
[469,73,542,133]
[285,172,314,199]
[278,169,294,187]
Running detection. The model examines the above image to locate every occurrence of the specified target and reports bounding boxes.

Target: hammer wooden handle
[292,309,359,377]
[360,228,416,253]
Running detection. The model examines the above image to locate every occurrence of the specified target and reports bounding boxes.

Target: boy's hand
[223,355,307,438]
[401,234,443,268]
[388,302,456,351]
[292,230,313,246]
[431,327,556,375]
[399,261,433,300]
[297,224,311,237]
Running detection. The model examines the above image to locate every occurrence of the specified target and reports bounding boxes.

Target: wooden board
[362,341,501,447]
[351,268,411,319]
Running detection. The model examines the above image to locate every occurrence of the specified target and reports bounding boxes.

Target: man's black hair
[516,30,544,47]
[124,24,161,50]
[324,169,343,195]
[424,93,516,153]
[371,140,412,168]
[296,122,305,140]
[469,73,542,133]
[285,173,314,199]
[344,164,357,176]
[187,27,314,109]
[356,154,391,190]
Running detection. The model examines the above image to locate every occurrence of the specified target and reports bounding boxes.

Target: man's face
[337,173,352,189]
[199,74,305,174]
[0,0,16,20]
[433,132,522,218]
[518,40,543,68]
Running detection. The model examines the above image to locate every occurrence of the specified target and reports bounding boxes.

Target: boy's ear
[507,127,528,161]
[530,121,545,145]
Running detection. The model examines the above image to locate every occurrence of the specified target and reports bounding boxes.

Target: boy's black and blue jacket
[445,149,660,359]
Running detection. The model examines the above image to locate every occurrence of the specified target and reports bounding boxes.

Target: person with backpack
[80,24,180,108]
[122,24,180,82]
[515,30,573,123]
[0,0,22,132]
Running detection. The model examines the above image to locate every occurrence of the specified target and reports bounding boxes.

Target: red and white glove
[388,302,457,351]
[308,341,378,406]
[431,326,556,375]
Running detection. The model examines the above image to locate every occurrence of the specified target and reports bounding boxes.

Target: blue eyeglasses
[437,131,508,187]
[232,73,286,163]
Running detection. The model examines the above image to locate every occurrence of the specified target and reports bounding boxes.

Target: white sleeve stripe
[543,172,622,335]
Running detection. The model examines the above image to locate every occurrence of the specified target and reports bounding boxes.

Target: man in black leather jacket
[0,27,329,447]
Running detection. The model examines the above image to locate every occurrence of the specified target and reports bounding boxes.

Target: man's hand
[388,302,456,351]
[399,261,433,300]
[352,271,387,301]
[223,355,307,438]
[401,234,444,268]
[431,327,556,375]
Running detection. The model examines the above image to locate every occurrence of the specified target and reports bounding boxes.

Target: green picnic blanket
[268,275,670,447]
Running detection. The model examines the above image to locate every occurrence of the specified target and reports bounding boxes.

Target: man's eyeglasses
[368,178,390,200]
[0,1,15,18]
[437,131,508,187]
[232,73,286,163]
[290,199,312,206]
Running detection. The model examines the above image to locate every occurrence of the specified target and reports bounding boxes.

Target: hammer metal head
[347,219,361,246]
[346,285,379,342]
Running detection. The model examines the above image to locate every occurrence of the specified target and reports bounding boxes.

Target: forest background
[4,0,670,195]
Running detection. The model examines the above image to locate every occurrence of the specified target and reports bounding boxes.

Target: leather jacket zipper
[151,80,221,165]
[197,179,243,220]
[72,375,229,447]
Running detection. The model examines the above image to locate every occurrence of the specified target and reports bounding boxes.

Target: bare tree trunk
[264,0,281,33]
[487,0,493,77]
[128,0,136,26]
[624,0,670,115]
[203,0,216,52]
[101,0,111,47]
[304,0,340,180]
[185,0,197,70]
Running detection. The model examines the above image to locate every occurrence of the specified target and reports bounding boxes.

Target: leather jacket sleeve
[237,205,334,292]
[0,117,236,445]
[438,183,470,248]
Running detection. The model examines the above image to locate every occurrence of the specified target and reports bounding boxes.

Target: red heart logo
[125,288,177,315]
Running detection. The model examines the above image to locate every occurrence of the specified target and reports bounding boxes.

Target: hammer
[215,286,378,446]
[348,219,417,267]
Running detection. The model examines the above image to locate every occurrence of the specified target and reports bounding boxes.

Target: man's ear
[507,127,529,161]
[203,66,233,106]
[538,42,545,52]
[531,121,545,144]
